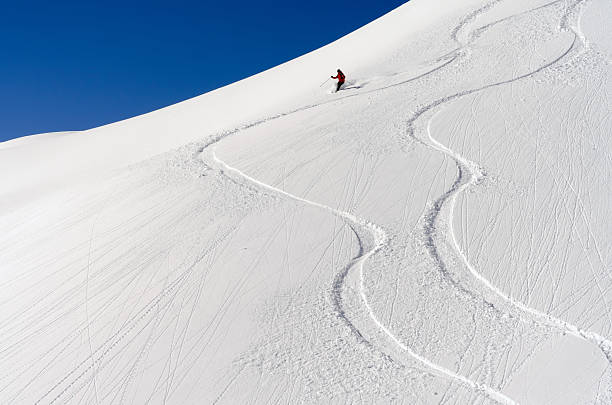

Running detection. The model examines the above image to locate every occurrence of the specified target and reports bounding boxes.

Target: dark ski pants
[336,81,344,92]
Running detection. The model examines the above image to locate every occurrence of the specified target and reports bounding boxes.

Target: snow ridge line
[208,149,516,405]
[410,0,612,364]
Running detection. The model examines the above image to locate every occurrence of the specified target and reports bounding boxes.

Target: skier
[331,69,346,92]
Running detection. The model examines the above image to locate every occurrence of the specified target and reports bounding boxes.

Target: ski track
[413,0,612,364]
[199,6,525,404]
[208,150,515,405]
[200,0,611,403]
[34,225,240,405]
[31,0,608,403]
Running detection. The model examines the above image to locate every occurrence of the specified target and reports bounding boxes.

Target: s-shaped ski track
[411,0,612,368]
[206,149,516,405]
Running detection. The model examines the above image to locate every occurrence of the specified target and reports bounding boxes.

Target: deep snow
[1,0,611,403]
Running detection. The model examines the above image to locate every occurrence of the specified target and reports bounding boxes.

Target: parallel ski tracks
[413,0,612,367]
[198,3,587,405]
[33,0,608,403]
[204,1,611,404]
[207,149,516,405]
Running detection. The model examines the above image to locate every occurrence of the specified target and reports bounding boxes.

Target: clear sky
[0,0,405,142]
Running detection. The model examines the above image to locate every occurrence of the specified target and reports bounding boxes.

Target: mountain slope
[1,0,611,403]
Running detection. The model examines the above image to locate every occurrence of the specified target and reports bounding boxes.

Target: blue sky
[0,0,405,142]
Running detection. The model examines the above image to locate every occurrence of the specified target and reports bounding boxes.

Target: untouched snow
[1,0,611,403]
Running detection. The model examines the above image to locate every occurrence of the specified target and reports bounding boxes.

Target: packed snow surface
[1,0,611,403]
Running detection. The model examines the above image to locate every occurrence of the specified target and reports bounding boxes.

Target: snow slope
[1,0,611,403]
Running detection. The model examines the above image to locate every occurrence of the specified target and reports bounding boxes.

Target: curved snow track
[198,0,610,403]
[206,148,515,404]
[413,0,612,365]
[20,0,611,403]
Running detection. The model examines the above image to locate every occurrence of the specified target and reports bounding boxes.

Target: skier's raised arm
[331,69,346,92]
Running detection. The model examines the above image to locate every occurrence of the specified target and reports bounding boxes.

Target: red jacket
[332,70,345,83]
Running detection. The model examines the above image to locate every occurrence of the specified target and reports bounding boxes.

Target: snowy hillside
[1,0,611,403]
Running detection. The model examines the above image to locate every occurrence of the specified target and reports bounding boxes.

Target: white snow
[1,0,611,403]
